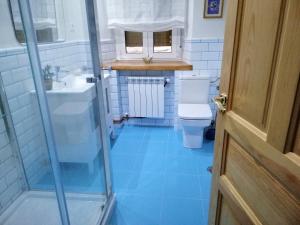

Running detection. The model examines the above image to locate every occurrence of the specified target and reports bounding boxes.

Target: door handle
[213,93,227,113]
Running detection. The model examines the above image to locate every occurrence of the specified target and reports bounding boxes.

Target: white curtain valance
[105,0,186,31]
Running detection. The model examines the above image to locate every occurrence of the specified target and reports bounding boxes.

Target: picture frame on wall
[203,0,224,18]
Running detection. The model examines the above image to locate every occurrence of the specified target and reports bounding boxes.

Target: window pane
[125,31,143,54]
[153,30,172,53]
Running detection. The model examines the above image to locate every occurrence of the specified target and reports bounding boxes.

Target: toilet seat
[178,104,212,120]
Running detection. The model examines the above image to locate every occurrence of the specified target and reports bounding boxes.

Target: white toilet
[178,74,212,148]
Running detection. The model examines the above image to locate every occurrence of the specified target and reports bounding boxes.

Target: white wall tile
[208,60,222,70]
[201,52,220,61]
[209,42,224,52]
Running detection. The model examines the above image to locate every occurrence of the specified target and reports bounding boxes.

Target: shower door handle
[0,82,13,138]
[86,77,98,83]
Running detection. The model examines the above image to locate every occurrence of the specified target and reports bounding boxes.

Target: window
[116,29,180,59]
[125,31,143,54]
[153,30,172,53]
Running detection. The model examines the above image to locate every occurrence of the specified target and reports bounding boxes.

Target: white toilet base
[182,128,204,149]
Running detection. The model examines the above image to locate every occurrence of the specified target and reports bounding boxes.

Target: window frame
[115,30,148,59]
[148,28,180,59]
[115,28,181,60]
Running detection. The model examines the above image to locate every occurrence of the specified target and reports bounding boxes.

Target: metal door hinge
[213,93,228,113]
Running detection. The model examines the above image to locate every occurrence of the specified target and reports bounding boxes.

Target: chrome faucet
[42,65,54,80]
[54,66,69,83]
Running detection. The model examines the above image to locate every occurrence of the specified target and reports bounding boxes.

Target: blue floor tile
[126,172,165,197]
[112,194,162,225]
[134,153,166,172]
[35,124,214,225]
[109,125,214,225]
[199,175,212,198]
[161,197,204,225]
[165,154,201,174]
[112,171,136,193]
[111,153,138,172]
[163,173,202,199]
[139,141,168,155]
[145,127,171,139]
[112,139,143,155]
[202,198,210,225]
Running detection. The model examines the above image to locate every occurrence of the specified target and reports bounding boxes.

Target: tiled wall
[0,117,24,214]
[109,70,123,121]
[100,40,117,63]
[0,39,116,212]
[0,48,50,208]
[0,41,92,190]
[37,39,116,70]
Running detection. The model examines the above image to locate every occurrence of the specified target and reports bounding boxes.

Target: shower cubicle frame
[16,0,115,224]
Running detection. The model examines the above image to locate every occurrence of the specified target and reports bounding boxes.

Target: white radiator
[128,77,165,118]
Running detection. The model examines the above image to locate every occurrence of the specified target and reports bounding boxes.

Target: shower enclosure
[0,0,113,224]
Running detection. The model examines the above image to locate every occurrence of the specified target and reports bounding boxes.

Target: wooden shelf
[102,60,193,71]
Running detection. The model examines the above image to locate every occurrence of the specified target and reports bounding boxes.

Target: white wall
[61,0,89,41]
[186,0,227,40]
[61,0,114,41]
[96,0,113,41]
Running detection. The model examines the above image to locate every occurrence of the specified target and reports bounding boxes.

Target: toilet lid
[178,104,212,120]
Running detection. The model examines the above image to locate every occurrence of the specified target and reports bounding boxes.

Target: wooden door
[209,0,300,224]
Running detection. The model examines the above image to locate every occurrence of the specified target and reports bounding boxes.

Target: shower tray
[0,191,106,225]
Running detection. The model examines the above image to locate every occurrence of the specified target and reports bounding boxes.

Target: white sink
[29,72,112,172]
[31,71,111,102]
[48,74,95,97]
[30,73,97,125]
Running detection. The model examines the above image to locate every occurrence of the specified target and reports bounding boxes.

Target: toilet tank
[179,74,210,104]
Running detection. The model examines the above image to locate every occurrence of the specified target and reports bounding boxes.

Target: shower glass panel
[23,0,108,224]
[0,0,110,224]
[0,14,63,225]
[0,74,64,225]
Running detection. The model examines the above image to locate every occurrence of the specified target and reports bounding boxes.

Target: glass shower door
[0,55,63,225]
[15,0,112,224]
[0,0,113,224]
